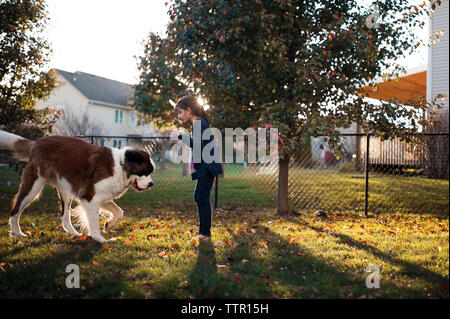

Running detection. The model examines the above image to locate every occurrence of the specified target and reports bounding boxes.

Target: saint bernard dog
[0,130,155,243]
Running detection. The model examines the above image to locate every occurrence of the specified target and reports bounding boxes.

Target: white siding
[429,0,449,130]
[86,104,137,136]
[35,73,89,114]
[36,71,142,137]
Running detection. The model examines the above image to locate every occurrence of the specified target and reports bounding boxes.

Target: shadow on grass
[178,220,420,298]
[0,208,446,298]
[303,220,449,288]
[0,239,105,298]
[187,240,220,298]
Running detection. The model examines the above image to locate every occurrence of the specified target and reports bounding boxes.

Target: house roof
[359,65,427,104]
[55,69,133,107]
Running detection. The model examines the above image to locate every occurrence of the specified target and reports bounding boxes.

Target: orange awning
[359,70,427,105]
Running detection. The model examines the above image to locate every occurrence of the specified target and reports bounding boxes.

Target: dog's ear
[125,149,146,165]
[123,149,154,177]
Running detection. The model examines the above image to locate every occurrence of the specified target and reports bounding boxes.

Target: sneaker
[193,234,211,241]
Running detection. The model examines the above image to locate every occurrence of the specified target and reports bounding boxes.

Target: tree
[0,0,57,137]
[135,0,440,214]
[133,33,188,128]
[53,107,106,137]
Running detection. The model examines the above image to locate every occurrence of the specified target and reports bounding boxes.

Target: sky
[44,0,428,85]
[45,0,170,85]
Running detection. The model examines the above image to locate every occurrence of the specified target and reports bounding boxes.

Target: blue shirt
[178,118,223,180]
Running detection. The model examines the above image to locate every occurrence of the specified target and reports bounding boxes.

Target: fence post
[364,134,370,217]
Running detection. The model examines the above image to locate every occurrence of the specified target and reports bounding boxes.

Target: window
[113,140,117,148]
[115,110,123,124]
[130,111,137,127]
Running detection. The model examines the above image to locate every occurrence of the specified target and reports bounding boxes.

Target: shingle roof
[56,69,133,107]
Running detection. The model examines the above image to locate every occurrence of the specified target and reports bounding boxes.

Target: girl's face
[176,106,192,123]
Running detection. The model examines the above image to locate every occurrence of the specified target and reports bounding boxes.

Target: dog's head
[123,149,155,192]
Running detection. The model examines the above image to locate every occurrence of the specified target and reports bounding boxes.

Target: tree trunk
[277,153,290,215]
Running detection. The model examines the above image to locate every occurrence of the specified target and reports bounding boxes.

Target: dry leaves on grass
[158,251,171,258]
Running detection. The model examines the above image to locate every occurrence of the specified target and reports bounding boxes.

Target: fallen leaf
[52,246,68,254]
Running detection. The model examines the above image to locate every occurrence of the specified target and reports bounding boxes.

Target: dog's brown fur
[1,130,155,242]
[12,136,115,208]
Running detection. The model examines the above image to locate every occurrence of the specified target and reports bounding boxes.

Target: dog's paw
[67,230,82,237]
[9,231,27,237]
[91,235,108,243]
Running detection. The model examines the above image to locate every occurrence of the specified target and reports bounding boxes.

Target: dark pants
[194,170,215,236]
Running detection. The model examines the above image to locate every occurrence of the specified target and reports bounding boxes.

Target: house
[427,0,449,131]
[36,69,160,148]
[357,1,448,177]
[361,1,448,128]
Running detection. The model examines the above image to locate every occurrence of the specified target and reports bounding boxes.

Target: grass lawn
[0,188,448,298]
[0,165,448,298]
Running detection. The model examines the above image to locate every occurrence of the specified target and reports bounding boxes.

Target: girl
[174,96,223,241]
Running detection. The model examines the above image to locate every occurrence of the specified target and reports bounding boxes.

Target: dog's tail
[0,130,35,161]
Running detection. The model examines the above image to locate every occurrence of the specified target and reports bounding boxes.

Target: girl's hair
[176,95,209,123]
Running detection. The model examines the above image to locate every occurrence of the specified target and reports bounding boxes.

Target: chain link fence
[0,133,448,215]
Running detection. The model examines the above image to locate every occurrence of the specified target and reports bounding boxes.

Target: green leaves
[133,0,440,213]
[0,0,57,136]
[132,32,189,128]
